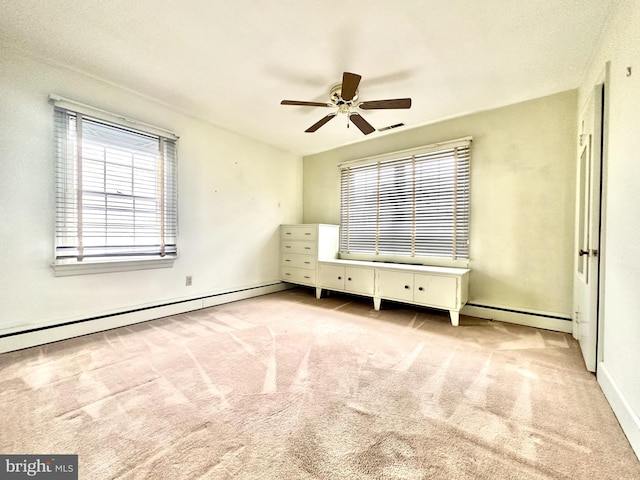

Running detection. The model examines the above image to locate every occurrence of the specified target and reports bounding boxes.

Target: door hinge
[579,133,590,146]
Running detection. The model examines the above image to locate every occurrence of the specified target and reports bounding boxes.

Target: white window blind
[54,104,178,263]
[340,139,470,260]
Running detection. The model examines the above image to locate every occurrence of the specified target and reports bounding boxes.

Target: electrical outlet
[186,276,192,286]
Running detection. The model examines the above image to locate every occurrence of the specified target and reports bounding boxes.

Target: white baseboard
[0,282,291,354]
[597,362,640,461]
[462,303,572,333]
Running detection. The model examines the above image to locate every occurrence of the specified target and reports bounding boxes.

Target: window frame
[50,95,179,276]
[338,137,471,268]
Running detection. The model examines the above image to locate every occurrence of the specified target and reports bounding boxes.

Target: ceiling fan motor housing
[330,84,358,112]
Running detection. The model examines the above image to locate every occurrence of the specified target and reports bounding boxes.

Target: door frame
[595,62,610,369]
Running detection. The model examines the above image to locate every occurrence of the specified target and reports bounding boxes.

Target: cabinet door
[319,264,346,290]
[413,274,458,309]
[377,270,414,302]
[345,266,375,295]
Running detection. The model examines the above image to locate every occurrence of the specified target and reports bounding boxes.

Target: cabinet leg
[449,310,459,327]
[315,288,322,299]
[373,297,381,311]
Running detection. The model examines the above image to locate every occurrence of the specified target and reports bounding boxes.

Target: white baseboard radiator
[0,283,290,354]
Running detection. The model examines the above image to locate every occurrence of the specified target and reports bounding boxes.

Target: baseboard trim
[597,362,640,460]
[0,282,291,354]
[462,303,572,333]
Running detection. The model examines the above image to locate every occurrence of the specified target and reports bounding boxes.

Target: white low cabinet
[318,260,470,326]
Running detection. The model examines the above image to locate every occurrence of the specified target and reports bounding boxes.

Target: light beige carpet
[1,288,638,479]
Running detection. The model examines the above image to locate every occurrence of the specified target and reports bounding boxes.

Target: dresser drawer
[282,253,316,270]
[281,225,317,241]
[281,266,316,286]
[282,240,316,255]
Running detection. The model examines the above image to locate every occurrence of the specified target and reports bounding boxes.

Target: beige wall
[304,91,577,318]
[578,0,640,457]
[0,44,302,335]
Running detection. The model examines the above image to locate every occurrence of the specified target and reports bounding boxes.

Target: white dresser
[279,224,339,288]
[280,224,470,326]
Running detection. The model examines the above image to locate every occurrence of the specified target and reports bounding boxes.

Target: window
[340,138,470,262]
[52,96,178,274]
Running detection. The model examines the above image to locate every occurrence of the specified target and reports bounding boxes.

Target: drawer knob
[338,276,342,280]
[418,287,424,291]
[404,285,410,289]
[305,233,311,235]
[286,232,292,235]
[347,277,352,281]
[285,259,291,262]
[304,261,310,264]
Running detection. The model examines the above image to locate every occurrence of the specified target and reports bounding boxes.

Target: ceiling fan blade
[305,113,337,133]
[341,72,361,101]
[359,98,412,110]
[281,100,331,107]
[349,113,375,135]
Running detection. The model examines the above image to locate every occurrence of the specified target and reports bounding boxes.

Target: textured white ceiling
[0,0,614,156]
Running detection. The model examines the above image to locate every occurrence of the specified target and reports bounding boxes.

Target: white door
[573,84,603,372]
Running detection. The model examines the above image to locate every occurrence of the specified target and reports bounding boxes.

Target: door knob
[579,249,590,256]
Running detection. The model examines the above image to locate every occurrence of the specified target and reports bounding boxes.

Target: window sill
[51,256,176,277]
[338,252,470,269]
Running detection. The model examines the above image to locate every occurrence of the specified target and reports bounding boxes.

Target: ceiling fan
[281,72,411,135]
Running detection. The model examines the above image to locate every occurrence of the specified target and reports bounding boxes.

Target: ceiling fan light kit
[281,71,412,135]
